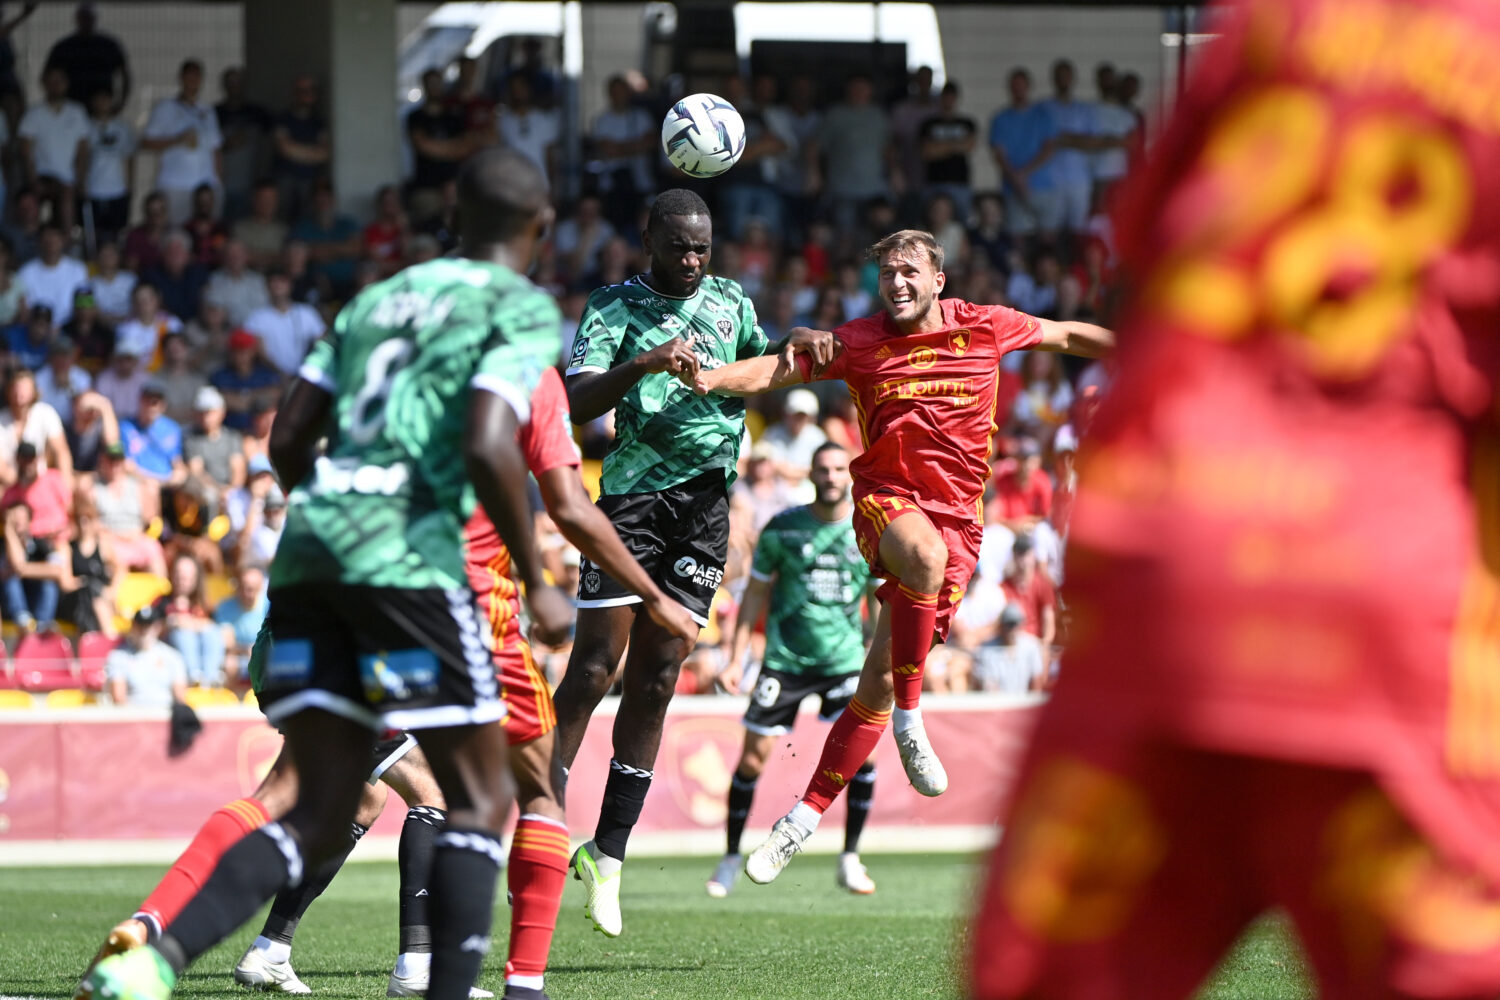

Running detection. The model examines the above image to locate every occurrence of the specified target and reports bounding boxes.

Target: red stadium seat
[14,632,77,692]
[76,632,119,692]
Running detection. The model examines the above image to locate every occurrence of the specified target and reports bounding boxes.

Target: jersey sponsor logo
[674,556,699,578]
[264,638,313,687]
[569,335,589,366]
[715,317,735,342]
[674,554,725,589]
[753,674,782,708]
[875,376,978,406]
[308,456,412,497]
[908,346,937,369]
[660,314,684,331]
[359,648,439,704]
[950,329,971,356]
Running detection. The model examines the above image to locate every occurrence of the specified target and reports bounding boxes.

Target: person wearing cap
[203,239,268,328]
[1,488,72,632]
[35,334,89,423]
[210,328,281,433]
[242,269,325,376]
[121,379,184,485]
[184,385,243,506]
[93,438,167,576]
[0,368,72,487]
[993,435,1052,533]
[16,224,89,325]
[158,331,206,426]
[1001,533,1055,652]
[223,453,277,564]
[61,284,112,369]
[105,603,190,709]
[44,1,130,109]
[95,341,149,421]
[5,300,55,371]
[969,602,1048,694]
[757,387,827,490]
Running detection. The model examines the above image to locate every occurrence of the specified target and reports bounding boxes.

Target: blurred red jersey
[797,299,1042,520]
[1064,0,1500,878]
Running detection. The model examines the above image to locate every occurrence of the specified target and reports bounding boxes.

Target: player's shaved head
[648,188,710,232]
[457,147,552,244]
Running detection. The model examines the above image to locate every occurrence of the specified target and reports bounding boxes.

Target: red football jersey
[1057,0,1500,879]
[465,367,580,652]
[798,299,1042,520]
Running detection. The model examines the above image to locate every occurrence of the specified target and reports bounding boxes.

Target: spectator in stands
[2,187,40,264]
[758,284,799,344]
[271,75,329,224]
[968,192,1014,276]
[141,59,221,225]
[891,66,938,216]
[106,603,188,708]
[760,388,826,487]
[0,368,71,485]
[1006,246,1060,318]
[94,344,147,425]
[994,436,1052,532]
[6,303,54,372]
[93,440,165,575]
[814,74,893,241]
[65,389,115,476]
[225,455,283,568]
[241,403,274,466]
[87,242,133,324]
[18,225,87,325]
[406,69,469,224]
[81,85,134,247]
[731,442,800,539]
[950,563,1008,652]
[361,185,408,279]
[183,183,227,270]
[120,381,183,487]
[774,75,822,249]
[290,183,359,298]
[183,385,241,512]
[973,603,1048,693]
[122,191,168,274]
[157,333,205,427]
[1012,349,1074,431]
[1002,534,1056,653]
[719,75,790,242]
[416,181,459,254]
[551,195,610,286]
[214,67,269,224]
[63,290,110,368]
[182,300,229,365]
[114,282,179,363]
[0,2,39,136]
[162,551,223,686]
[0,241,24,326]
[449,56,496,149]
[3,440,69,543]
[215,560,265,683]
[243,270,324,376]
[920,81,978,221]
[1035,59,1097,240]
[233,181,287,272]
[202,238,267,329]
[1090,63,1137,211]
[1,487,67,631]
[835,261,873,320]
[989,68,1048,240]
[925,193,968,271]
[209,330,279,433]
[45,1,129,109]
[60,489,116,636]
[36,336,88,422]
[143,230,207,323]
[496,73,560,191]
[18,66,89,234]
[588,74,655,234]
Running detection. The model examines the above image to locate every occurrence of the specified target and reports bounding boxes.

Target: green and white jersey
[565,274,769,495]
[272,257,562,591]
[751,505,871,677]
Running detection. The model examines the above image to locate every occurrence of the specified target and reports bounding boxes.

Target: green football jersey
[751,505,871,677]
[565,274,769,495]
[247,617,269,694]
[272,258,562,591]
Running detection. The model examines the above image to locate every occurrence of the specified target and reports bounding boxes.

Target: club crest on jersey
[715,317,735,342]
[950,329,970,356]
[908,346,937,370]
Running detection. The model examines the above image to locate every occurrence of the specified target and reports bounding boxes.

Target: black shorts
[576,470,729,625]
[261,583,505,732]
[743,666,860,736]
[252,694,418,785]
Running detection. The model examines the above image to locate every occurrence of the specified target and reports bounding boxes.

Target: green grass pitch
[0,856,1310,999]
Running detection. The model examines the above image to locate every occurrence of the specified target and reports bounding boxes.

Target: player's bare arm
[267,377,333,490]
[1034,317,1115,359]
[723,575,772,694]
[535,464,698,647]
[566,336,701,423]
[466,389,573,645]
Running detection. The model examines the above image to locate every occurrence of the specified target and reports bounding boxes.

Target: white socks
[393,952,431,980]
[788,801,823,835]
[893,706,923,734]
[253,936,291,965]
[507,973,545,990]
[589,841,623,878]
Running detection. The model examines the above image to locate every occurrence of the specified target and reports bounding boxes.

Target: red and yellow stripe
[222,797,268,833]
[1446,430,1500,778]
[519,641,557,733]
[510,822,572,862]
[845,696,892,727]
[896,583,940,607]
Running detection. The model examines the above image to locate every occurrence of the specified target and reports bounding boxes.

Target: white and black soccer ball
[661,93,746,179]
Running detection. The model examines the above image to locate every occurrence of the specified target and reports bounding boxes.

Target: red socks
[505,815,570,984]
[137,797,269,930]
[802,697,892,813]
[890,583,939,710]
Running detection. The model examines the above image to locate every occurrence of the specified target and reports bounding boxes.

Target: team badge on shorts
[583,570,601,594]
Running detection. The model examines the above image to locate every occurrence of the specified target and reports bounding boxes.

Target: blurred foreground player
[973,1,1500,997]
[83,147,571,1000]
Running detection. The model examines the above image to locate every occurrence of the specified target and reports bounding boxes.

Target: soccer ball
[661,93,746,178]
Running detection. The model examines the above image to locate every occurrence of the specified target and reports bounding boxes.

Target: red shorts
[973,706,1500,1000]
[475,586,555,746]
[853,492,982,642]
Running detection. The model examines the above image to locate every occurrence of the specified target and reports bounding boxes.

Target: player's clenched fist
[525,582,576,646]
[636,335,701,379]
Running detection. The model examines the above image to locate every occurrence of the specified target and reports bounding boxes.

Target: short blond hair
[867,229,944,275]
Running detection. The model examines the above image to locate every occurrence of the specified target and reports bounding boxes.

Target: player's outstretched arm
[567,335,701,423]
[690,354,805,397]
[723,576,772,694]
[1035,317,1115,359]
[535,465,698,648]
[268,377,333,489]
[466,389,573,646]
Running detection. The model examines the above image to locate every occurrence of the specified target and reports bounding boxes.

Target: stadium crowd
[0,3,1138,706]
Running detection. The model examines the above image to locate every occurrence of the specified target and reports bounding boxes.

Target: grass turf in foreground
[0,855,1309,1000]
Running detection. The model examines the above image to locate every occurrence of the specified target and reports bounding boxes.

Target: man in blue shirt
[120,381,184,484]
[1033,59,1098,239]
[989,68,1050,239]
[209,329,282,432]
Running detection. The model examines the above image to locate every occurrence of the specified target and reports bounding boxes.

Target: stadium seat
[205,573,236,609]
[116,573,172,629]
[579,459,603,501]
[183,686,241,709]
[45,689,92,708]
[13,633,78,692]
[241,690,258,710]
[76,632,119,692]
[0,689,32,708]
